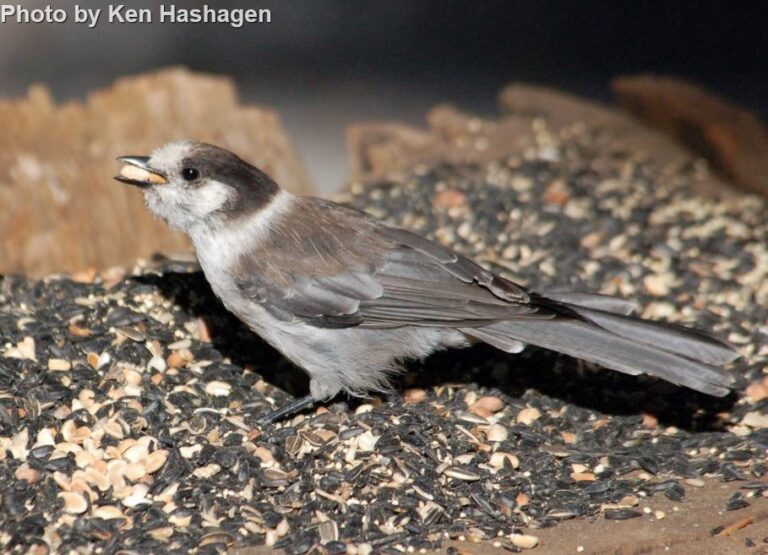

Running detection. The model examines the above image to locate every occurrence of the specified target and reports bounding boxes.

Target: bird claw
[255,395,316,426]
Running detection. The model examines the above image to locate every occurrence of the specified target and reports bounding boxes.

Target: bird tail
[462,293,738,397]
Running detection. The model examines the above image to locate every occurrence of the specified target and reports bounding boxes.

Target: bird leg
[255,395,316,425]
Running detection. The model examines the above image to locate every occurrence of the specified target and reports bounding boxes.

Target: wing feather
[231,198,543,327]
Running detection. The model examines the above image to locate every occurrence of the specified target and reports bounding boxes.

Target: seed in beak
[119,164,167,185]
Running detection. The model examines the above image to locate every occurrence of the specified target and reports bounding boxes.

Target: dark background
[1,1,765,192]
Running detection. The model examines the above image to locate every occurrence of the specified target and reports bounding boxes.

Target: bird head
[115,141,279,232]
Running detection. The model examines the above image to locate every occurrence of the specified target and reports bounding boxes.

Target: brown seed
[403,388,427,404]
[4,337,36,361]
[92,505,125,520]
[87,352,100,369]
[745,382,768,402]
[470,396,504,415]
[205,380,232,397]
[571,472,596,482]
[69,478,96,501]
[592,417,609,430]
[432,189,466,209]
[122,484,151,508]
[169,513,192,527]
[510,534,539,549]
[354,403,374,415]
[196,317,213,342]
[206,428,221,445]
[124,463,146,481]
[200,532,235,547]
[61,420,91,444]
[355,431,380,452]
[34,428,56,448]
[167,349,193,369]
[84,467,110,492]
[486,424,509,443]
[470,406,492,419]
[167,339,191,350]
[275,518,290,537]
[516,407,541,425]
[581,231,603,249]
[542,179,569,205]
[122,442,149,464]
[112,483,132,500]
[265,531,278,547]
[68,324,92,337]
[643,273,672,296]
[15,463,40,483]
[147,356,167,373]
[145,450,169,474]
[467,527,486,542]
[516,492,530,507]
[743,411,768,429]
[180,445,203,459]
[47,358,71,371]
[454,453,476,465]
[314,429,337,443]
[560,431,577,444]
[489,452,519,469]
[642,413,659,428]
[618,495,639,507]
[123,367,142,386]
[106,459,127,481]
[71,268,97,284]
[149,527,174,542]
[463,391,478,406]
[53,471,71,491]
[59,491,88,514]
[193,463,221,478]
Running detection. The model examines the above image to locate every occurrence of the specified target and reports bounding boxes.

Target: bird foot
[255,395,316,426]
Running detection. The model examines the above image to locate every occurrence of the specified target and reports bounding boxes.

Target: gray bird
[115,141,738,423]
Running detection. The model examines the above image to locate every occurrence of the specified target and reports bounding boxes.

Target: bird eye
[181,167,200,181]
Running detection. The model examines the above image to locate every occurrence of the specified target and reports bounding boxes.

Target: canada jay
[115,141,737,423]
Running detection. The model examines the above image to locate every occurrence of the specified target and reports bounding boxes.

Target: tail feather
[569,306,738,366]
[462,306,737,396]
[542,292,638,316]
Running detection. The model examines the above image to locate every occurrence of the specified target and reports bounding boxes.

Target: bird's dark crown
[180,142,280,216]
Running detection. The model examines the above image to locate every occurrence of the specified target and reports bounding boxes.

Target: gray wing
[232,198,553,328]
[336,228,555,328]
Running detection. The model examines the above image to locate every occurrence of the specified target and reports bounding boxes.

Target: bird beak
[114,156,168,188]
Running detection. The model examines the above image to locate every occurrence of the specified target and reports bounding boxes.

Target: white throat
[190,188,294,271]
[143,179,235,232]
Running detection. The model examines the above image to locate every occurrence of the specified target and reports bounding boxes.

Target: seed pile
[1,119,767,553]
